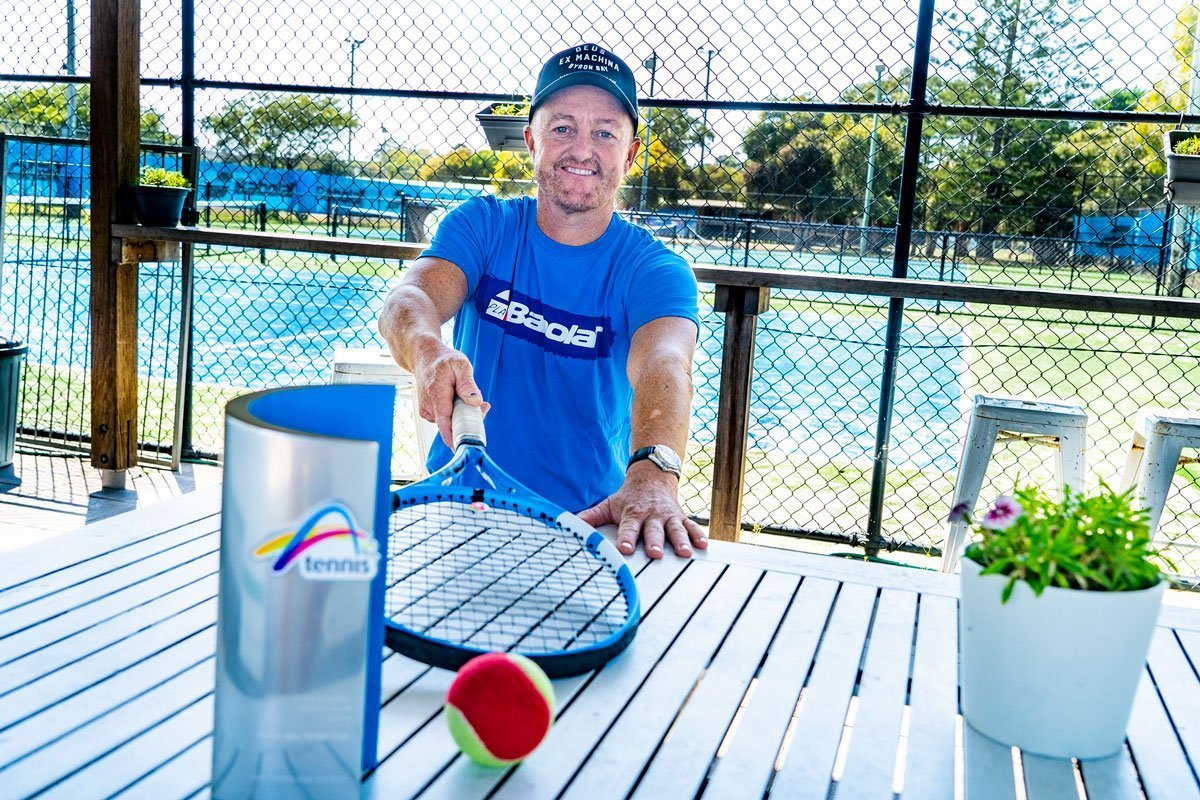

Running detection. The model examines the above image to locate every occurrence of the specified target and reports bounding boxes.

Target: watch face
[650,445,682,474]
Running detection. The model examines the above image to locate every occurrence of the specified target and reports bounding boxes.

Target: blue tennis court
[3,244,968,469]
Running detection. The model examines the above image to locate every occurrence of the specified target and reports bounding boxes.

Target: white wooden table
[2,484,1198,799]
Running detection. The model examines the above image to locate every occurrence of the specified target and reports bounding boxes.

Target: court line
[201,323,375,355]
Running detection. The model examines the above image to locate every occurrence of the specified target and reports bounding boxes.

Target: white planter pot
[959,556,1164,759]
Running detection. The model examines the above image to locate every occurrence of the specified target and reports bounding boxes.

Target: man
[378,43,706,559]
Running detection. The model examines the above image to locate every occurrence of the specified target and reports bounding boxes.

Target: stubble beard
[536,159,618,215]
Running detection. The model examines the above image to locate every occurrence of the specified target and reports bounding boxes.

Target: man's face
[525,85,641,215]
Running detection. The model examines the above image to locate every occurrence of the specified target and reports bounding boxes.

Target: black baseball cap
[530,44,639,129]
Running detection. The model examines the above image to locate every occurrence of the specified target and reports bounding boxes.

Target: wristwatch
[627,445,682,479]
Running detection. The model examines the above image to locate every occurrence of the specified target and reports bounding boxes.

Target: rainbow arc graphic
[254,503,369,573]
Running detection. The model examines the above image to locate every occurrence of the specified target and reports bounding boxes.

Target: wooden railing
[109,223,1200,542]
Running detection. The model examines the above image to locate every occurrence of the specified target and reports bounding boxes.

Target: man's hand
[578,462,708,559]
[411,341,488,445]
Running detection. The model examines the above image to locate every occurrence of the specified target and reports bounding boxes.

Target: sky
[0,0,1186,161]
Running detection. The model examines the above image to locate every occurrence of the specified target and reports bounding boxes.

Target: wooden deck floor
[0,450,222,553]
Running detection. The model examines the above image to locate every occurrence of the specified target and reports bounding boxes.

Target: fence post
[89,0,142,486]
[709,283,770,541]
[865,0,935,553]
[0,135,6,297]
[258,201,267,265]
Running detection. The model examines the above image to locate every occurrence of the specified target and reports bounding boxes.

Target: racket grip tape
[453,398,487,448]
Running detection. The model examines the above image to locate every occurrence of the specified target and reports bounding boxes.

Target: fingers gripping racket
[384,400,640,677]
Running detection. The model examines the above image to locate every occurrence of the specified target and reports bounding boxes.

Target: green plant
[1175,135,1200,156]
[489,100,530,117]
[138,166,190,189]
[956,484,1172,602]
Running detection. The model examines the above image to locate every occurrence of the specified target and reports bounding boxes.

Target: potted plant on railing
[954,484,1171,759]
[476,100,530,151]
[1163,131,1200,204]
[133,166,191,227]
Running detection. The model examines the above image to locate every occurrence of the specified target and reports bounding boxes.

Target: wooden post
[90,0,141,479]
[709,284,770,541]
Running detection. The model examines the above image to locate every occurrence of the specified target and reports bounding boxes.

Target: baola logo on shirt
[475,275,615,359]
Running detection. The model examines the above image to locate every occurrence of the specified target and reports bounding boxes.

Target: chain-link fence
[7,0,1200,574]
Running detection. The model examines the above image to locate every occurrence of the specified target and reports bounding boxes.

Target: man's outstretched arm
[377,257,485,445]
[577,316,708,558]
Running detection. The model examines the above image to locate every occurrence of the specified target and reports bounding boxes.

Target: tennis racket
[383,399,640,677]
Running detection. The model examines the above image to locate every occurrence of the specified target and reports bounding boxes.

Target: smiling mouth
[561,165,597,176]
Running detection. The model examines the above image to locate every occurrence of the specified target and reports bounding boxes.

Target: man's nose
[565,133,593,161]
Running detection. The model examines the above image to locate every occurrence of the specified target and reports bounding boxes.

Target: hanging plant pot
[1163,131,1200,205]
[476,103,529,152]
[133,185,191,227]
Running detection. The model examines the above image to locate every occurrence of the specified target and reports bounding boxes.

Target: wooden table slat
[0,530,217,638]
[964,723,1018,800]
[1021,753,1081,800]
[629,570,801,800]
[0,486,221,593]
[1147,627,1200,773]
[0,627,214,764]
[559,565,763,799]
[0,553,217,662]
[1,660,213,798]
[0,599,215,729]
[489,560,727,800]
[698,542,957,598]
[39,696,214,800]
[115,736,213,800]
[769,582,880,800]
[1126,667,1200,800]
[0,519,218,617]
[371,551,693,800]
[0,574,217,692]
[899,593,959,800]
[834,589,920,799]
[699,576,840,799]
[1078,747,1146,800]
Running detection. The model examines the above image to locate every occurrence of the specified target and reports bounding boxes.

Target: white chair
[942,393,1088,573]
[329,347,438,483]
[1119,408,1200,539]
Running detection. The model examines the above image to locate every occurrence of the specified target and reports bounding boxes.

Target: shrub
[138,166,190,188]
[1174,135,1200,156]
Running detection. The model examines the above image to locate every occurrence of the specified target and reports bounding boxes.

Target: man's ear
[625,137,642,173]
[523,123,535,157]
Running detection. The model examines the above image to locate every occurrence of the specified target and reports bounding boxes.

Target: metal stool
[329,347,438,482]
[942,393,1088,573]
[1119,408,1200,538]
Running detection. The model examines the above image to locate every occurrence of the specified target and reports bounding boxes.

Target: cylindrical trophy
[212,384,394,799]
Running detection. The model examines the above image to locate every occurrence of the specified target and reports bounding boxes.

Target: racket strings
[385,500,629,655]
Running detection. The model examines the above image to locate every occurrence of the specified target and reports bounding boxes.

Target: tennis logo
[253,503,378,581]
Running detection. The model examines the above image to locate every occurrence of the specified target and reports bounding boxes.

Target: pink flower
[947,502,970,523]
[981,496,1022,530]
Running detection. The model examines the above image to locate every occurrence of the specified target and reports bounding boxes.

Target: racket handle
[452,398,487,448]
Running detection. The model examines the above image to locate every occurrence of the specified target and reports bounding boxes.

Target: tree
[621,137,690,209]
[0,84,175,142]
[491,152,534,197]
[918,0,1099,236]
[639,108,708,166]
[417,146,498,184]
[365,144,429,180]
[744,130,836,219]
[202,94,357,170]
[741,101,819,164]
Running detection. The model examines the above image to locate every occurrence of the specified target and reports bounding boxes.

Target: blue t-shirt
[421,195,700,513]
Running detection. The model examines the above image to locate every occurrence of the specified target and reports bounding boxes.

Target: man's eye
[554,126,570,134]
[597,131,615,140]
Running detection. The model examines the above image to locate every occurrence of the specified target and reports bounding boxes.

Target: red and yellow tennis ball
[445,652,556,767]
